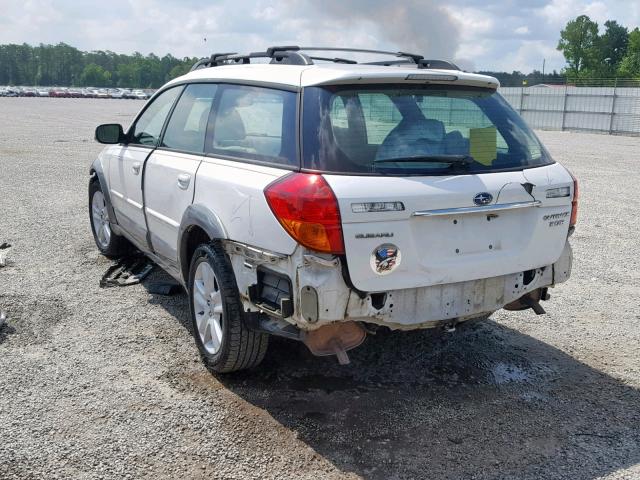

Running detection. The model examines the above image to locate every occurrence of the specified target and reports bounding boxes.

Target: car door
[144,83,218,262]
[107,86,182,246]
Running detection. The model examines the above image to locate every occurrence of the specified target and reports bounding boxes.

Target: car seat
[375,118,447,160]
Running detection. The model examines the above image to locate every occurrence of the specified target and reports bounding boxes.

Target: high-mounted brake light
[569,171,579,228]
[264,173,345,254]
[405,73,458,82]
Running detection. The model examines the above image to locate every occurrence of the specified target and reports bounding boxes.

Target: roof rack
[190,49,313,71]
[190,46,460,71]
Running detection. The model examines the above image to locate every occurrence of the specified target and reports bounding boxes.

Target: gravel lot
[0,97,639,480]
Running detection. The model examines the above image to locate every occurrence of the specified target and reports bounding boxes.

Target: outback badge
[371,243,401,275]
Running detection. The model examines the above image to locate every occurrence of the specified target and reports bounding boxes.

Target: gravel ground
[0,97,639,480]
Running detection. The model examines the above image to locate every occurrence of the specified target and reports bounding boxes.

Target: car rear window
[302,85,552,175]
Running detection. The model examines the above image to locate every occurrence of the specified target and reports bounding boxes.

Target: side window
[208,85,297,166]
[130,87,182,146]
[161,84,218,153]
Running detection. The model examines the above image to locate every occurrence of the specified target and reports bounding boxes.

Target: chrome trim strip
[413,200,542,217]
[126,198,143,209]
[145,207,180,227]
[224,240,287,263]
[109,189,124,199]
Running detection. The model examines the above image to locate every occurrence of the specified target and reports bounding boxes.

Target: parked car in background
[49,88,69,97]
[132,89,148,100]
[3,86,155,100]
[109,88,124,99]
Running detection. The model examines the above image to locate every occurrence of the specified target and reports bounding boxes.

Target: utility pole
[542,58,546,82]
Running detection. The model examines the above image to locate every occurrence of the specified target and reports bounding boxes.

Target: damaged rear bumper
[227,240,573,332]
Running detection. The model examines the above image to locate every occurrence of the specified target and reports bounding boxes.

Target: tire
[89,179,133,257]
[188,241,269,373]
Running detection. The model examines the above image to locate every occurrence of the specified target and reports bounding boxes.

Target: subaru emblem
[473,192,493,206]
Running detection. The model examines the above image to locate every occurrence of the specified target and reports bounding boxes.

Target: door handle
[132,162,141,175]
[177,173,191,190]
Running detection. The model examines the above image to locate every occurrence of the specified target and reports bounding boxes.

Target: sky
[0,0,639,72]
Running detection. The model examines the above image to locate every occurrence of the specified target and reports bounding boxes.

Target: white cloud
[444,6,495,36]
[491,40,565,72]
[0,0,639,73]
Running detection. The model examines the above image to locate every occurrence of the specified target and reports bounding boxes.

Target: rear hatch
[301,81,574,292]
[325,163,573,291]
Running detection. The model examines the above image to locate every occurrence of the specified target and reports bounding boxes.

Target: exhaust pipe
[303,321,366,365]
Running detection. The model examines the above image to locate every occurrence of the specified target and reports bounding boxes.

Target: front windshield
[302,85,553,175]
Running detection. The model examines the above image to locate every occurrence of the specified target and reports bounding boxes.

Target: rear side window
[302,85,551,175]
[161,84,218,153]
[130,86,182,146]
[207,85,297,166]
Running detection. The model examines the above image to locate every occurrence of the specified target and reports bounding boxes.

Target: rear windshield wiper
[374,155,475,167]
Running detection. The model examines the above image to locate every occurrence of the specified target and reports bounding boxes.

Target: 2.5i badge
[371,244,401,275]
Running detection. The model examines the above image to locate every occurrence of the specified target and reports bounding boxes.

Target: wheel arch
[178,204,228,283]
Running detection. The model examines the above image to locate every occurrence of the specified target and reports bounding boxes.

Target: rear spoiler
[302,70,500,89]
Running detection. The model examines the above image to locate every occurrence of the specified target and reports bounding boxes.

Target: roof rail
[295,46,424,65]
[190,46,459,71]
[308,56,358,65]
[190,48,313,71]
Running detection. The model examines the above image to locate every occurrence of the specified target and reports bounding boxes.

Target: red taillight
[569,172,579,227]
[264,173,345,254]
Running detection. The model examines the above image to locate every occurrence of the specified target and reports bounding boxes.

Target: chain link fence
[500,79,640,136]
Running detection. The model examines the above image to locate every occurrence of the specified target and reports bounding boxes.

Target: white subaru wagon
[89,47,577,372]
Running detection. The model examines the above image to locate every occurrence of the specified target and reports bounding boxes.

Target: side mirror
[95,124,125,144]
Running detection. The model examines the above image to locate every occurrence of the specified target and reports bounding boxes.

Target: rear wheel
[189,242,269,373]
[89,179,133,257]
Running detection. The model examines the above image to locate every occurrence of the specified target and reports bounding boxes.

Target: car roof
[167,63,500,90]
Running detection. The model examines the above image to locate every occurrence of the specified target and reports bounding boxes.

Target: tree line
[0,42,568,89]
[557,16,640,80]
[0,43,197,88]
[476,70,565,87]
[2,20,639,89]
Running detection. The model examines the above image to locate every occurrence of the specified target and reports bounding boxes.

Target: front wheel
[89,179,133,257]
[189,242,269,373]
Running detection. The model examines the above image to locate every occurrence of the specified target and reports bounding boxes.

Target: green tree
[80,63,111,87]
[598,20,629,75]
[618,28,640,78]
[557,15,599,78]
[168,62,191,80]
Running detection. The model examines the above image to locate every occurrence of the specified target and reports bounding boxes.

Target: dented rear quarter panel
[193,157,297,254]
